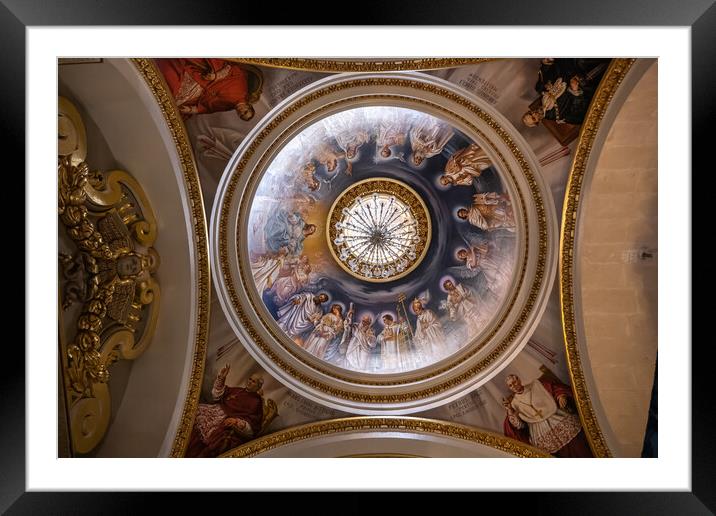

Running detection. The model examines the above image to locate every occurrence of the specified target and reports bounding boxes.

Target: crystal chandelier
[328,179,430,282]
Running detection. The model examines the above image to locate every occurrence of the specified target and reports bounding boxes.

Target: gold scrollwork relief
[58,96,161,455]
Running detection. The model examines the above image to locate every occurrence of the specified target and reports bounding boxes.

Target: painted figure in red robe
[502,373,593,457]
[155,58,262,121]
[186,365,264,457]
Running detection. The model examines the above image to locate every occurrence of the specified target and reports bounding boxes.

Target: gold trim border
[325,177,432,283]
[220,78,550,400]
[131,58,211,458]
[559,58,636,458]
[229,58,497,73]
[221,416,550,458]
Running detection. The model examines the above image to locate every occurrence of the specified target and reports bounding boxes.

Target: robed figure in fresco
[521,58,610,135]
[375,109,409,160]
[250,246,289,295]
[343,313,378,370]
[440,143,492,187]
[457,192,516,232]
[502,374,593,457]
[263,209,317,256]
[395,316,414,370]
[303,304,344,359]
[442,280,481,327]
[277,292,328,343]
[155,58,262,120]
[409,117,455,166]
[270,255,312,306]
[322,110,371,161]
[377,314,412,371]
[186,365,265,457]
[452,240,513,304]
[411,298,445,362]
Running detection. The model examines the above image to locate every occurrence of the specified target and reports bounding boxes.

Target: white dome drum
[210,72,557,414]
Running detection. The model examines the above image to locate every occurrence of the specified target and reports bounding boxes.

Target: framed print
[12,0,710,512]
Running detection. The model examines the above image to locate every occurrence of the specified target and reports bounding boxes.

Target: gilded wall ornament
[58,96,161,455]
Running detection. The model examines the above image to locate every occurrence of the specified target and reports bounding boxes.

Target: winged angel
[446,230,513,303]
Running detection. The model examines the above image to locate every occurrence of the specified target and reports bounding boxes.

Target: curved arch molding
[228,58,497,73]
[132,59,211,458]
[560,58,655,458]
[222,416,550,458]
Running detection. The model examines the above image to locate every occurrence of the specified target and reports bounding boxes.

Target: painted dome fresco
[246,106,518,375]
[211,73,557,413]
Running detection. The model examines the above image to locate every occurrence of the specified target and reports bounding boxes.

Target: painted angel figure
[250,246,289,295]
[292,162,320,193]
[409,116,455,166]
[447,232,513,303]
[322,110,371,161]
[457,192,516,232]
[440,143,493,187]
[314,141,352,175]
[270,254,313,306]
[440,279,483,334]
[374,109,409,161]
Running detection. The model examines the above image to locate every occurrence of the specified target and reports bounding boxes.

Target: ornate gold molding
[58,97,161,455]
[559,58,636,458]
[221,416,550,458]
[229,58,497,73]
[340,453,424,458]
[131,59,212,458]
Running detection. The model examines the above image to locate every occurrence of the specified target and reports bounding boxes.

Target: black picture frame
[8,0,708,512]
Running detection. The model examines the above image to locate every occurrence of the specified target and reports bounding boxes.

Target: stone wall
[580,62,658,457]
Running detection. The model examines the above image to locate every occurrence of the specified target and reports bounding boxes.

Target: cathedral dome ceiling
[56,57,658,460]
[211,72,558,413]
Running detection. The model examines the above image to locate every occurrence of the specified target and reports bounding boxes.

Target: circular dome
[211,73,557,414]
